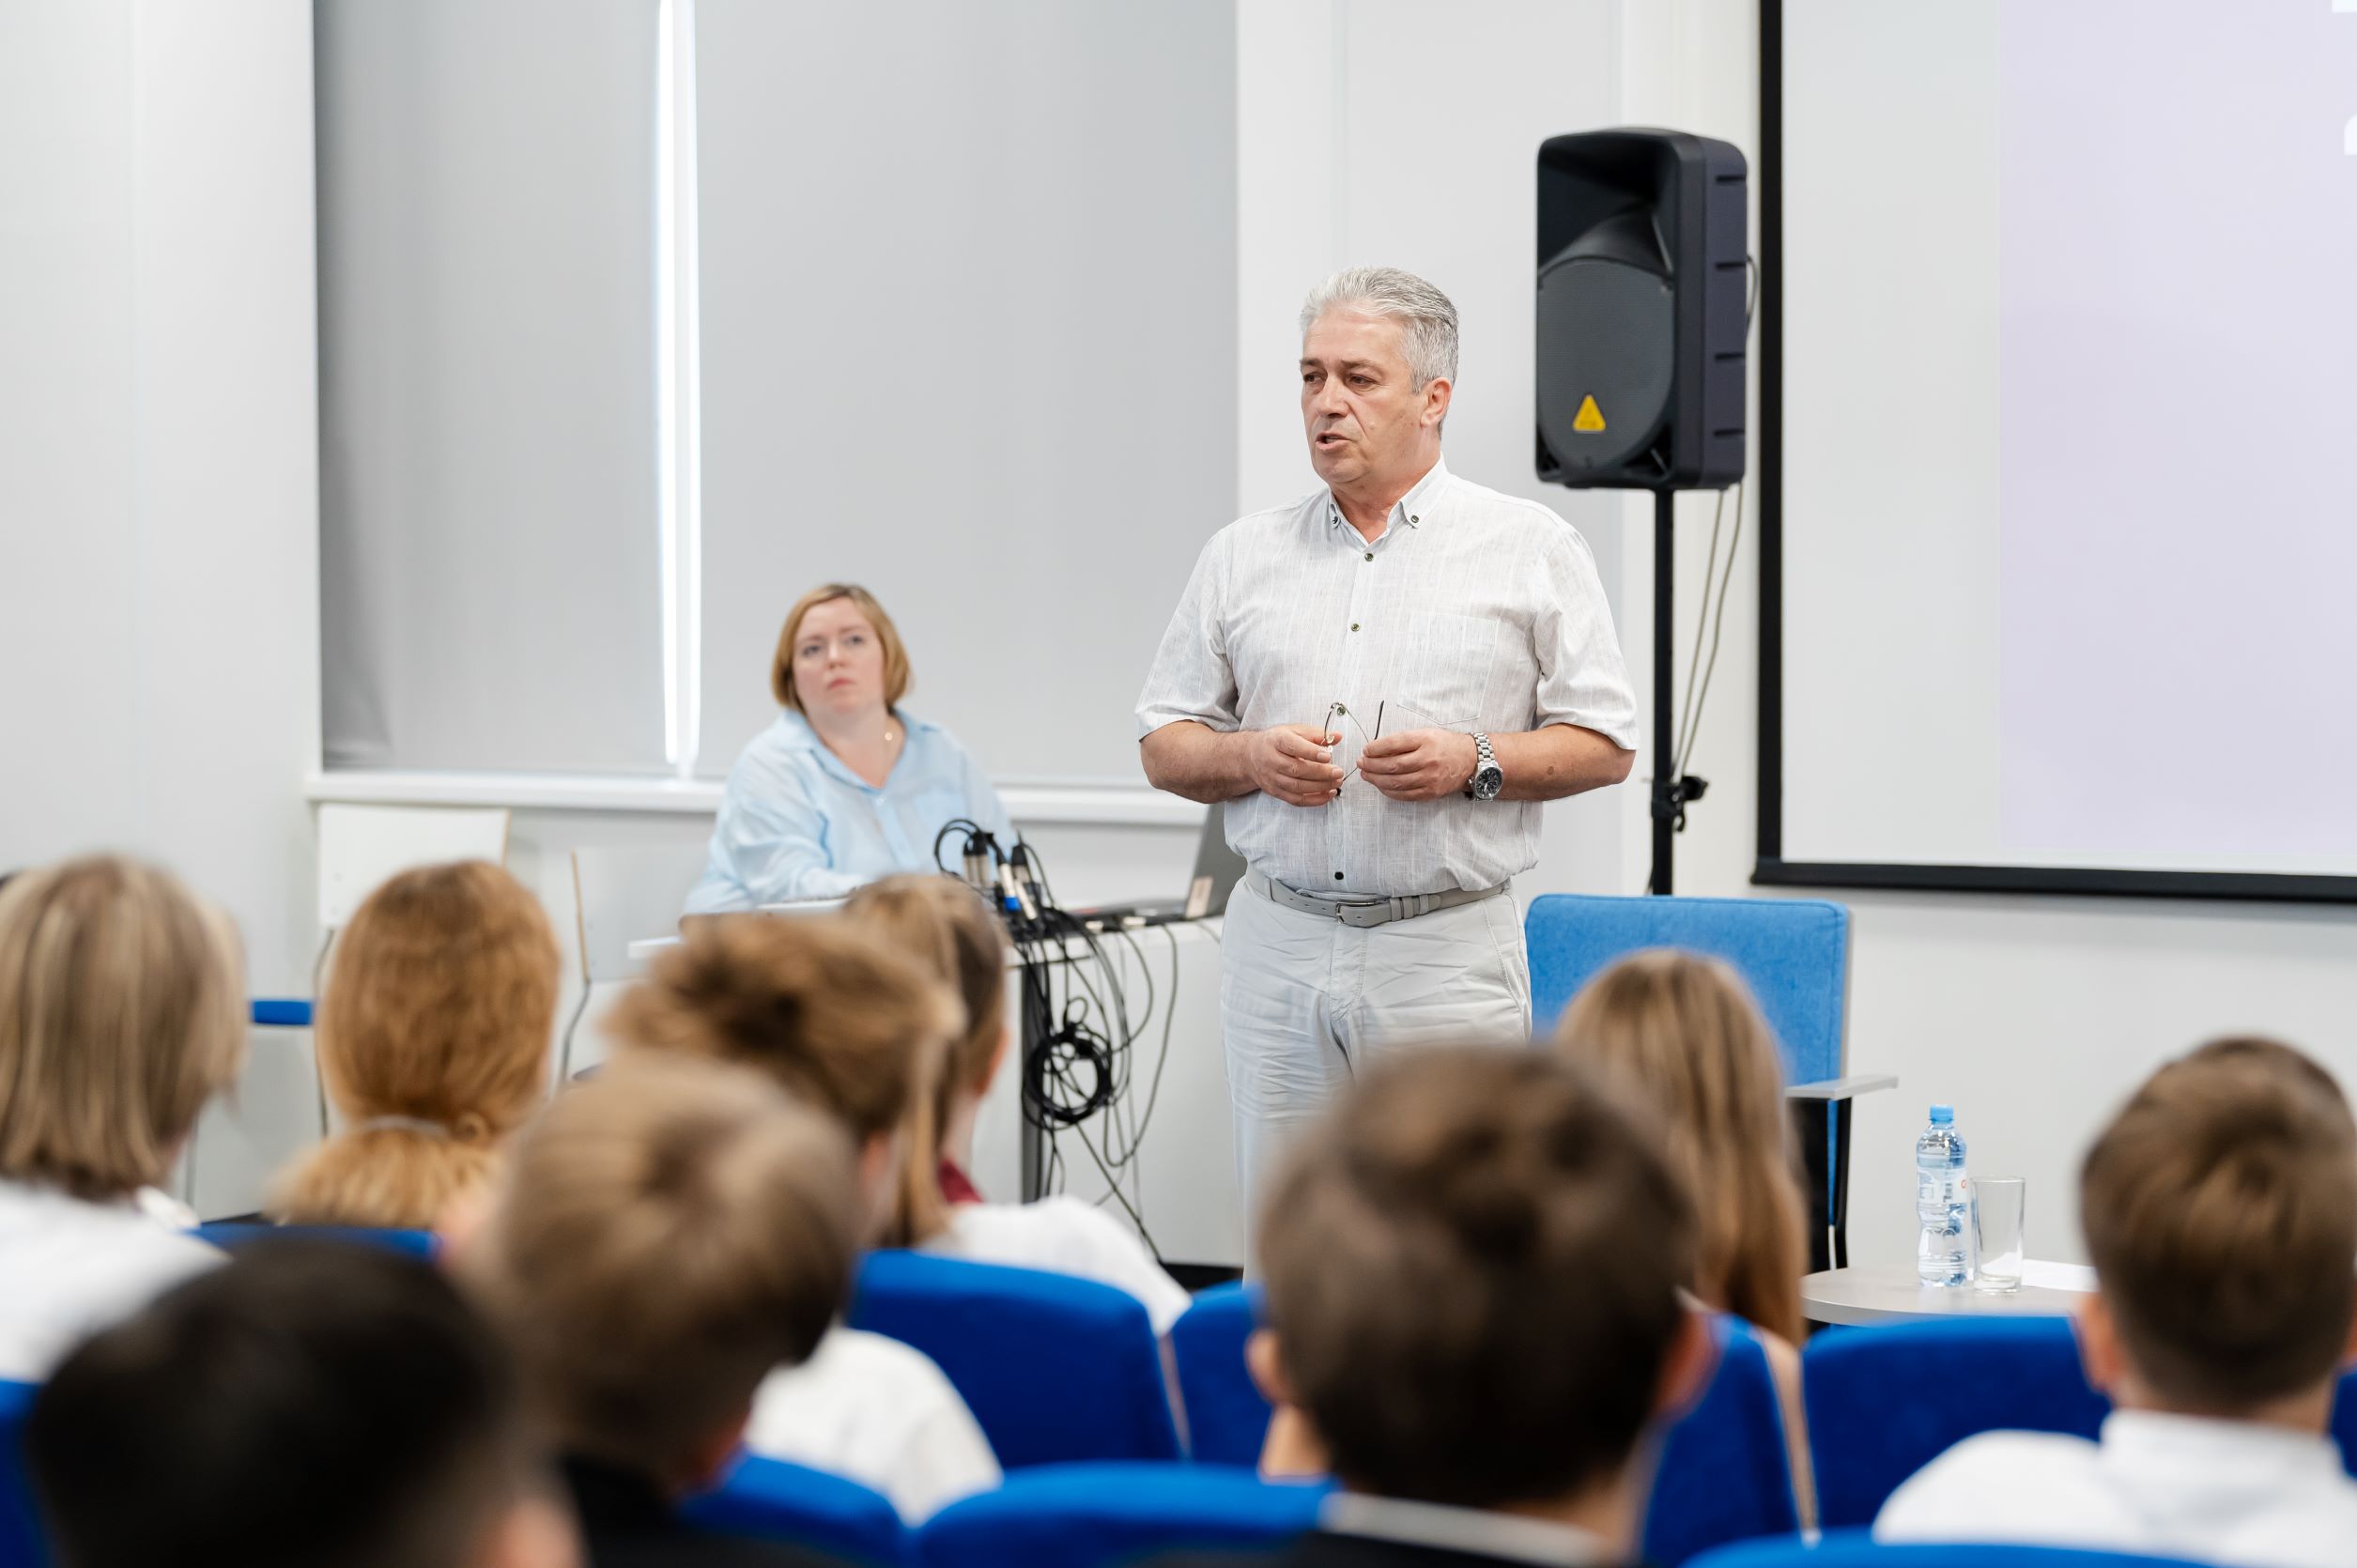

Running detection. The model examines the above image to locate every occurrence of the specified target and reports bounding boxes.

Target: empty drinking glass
[1972,1176,2026,1293]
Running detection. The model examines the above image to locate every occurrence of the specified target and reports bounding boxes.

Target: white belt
[1245,870,1510,930]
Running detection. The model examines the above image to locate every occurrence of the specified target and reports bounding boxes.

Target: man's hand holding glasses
[1358,729,1482,803]
[1246,725,1346,807]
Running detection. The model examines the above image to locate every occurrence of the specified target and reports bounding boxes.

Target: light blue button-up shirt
[685,709,1015,914]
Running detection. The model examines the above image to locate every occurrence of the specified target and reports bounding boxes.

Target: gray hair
[1298,266,1460,391]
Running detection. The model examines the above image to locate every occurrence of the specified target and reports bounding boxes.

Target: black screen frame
[1750,0,2357,907]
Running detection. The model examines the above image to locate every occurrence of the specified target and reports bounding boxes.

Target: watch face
[1473,765,1505,800]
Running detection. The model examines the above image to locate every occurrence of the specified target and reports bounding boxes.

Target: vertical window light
[655,0,705,774]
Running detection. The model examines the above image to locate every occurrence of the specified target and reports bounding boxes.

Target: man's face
[1299,310,1442,489]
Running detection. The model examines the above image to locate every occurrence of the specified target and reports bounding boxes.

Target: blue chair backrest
[1691,1529,2215,1568]
[249,999,314,1028]
[914,1461,1325,1568]
[2335,1370,2357,1473]
[849,1250,1180,1468]
[195,1222,437,1261]
[683,1453,905,1567]
[1646,1317,1800,1566]
[0,1380,45,1568]
[1170,1282,1268,1467]
[1804,1317,2106,1530]
[1523,894,1849,1084]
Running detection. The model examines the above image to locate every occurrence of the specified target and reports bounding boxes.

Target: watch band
[1466,731,1501,799]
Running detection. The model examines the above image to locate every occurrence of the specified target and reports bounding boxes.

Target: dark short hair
[26,1241,531,1568]
[1258,1046,1697,1508]
[2083,1048,2357,1412]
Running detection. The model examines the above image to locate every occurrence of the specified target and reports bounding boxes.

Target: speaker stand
[1646,489,1708,895]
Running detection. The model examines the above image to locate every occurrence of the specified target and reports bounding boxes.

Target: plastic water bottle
[1915,1104,1970,1286]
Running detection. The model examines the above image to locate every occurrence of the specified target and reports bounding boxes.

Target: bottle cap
[1928,1103,1954,1126]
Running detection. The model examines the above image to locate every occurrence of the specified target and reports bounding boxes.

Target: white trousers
[1219,879,1532,1244]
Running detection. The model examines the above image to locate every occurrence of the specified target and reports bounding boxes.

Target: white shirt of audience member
[744,1325,1000,1523]
[0,1178,221,1383]
[1876,1409,2357,1568]
[921,1196,1193,1336]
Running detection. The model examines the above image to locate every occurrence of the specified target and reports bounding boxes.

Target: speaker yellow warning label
[1572,394,1607,433]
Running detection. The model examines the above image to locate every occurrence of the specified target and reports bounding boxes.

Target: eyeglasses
[1322,699,1478,785]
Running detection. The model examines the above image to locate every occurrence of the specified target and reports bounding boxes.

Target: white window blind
[691,0,1238,784]
[317,0,670,775]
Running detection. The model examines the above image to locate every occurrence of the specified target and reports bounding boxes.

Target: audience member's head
[272,861,560,1230]
[2077,1043,2357,1422]
[463,1054,859,1493]
[0,854,245,1201]
[2181,1034,2352,1116]
[1553,949,1808,1343]
[607,914,958,1242]
[26,1240,577,1568]
[840,875,1009,1206]
[1256,1046,1709,1536]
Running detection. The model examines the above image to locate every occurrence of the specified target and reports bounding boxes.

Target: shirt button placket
[1331,533,1378,892]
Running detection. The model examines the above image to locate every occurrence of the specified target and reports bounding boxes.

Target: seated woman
[269,860,560,1233]
[607,915,998,1523]
[1553,948,1817,1523]
[842,874,1190,1334]
[686,583,1013,913]
[0,855,246,1380]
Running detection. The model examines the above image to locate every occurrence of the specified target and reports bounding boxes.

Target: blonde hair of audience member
[0,855,245,1200]
[771,583,912,714]
[2076,1047,2357,1429]
[463,1053,860,1491]
[607,913,960,1244]
[1553,950,1808,1345]
[1252,1046,1711,1546]
[270,862,561,1231]
[840,874,1009,1220]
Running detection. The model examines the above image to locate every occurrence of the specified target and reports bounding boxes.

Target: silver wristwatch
[1465,732,1503,800]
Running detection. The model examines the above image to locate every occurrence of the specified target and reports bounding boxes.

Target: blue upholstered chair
[1646,1317,1800,1566]
[1803,1317,2106,1530]
[1524,894,1882,1268]
[194,1222,438,1261]
[913,1462,1325,1568]
[1689,1530,2214,1568]
[848,1250,1180,1468]
[1169,1283,1268,1467]
[683,1454,905,1566]
[1,1379,45,1568]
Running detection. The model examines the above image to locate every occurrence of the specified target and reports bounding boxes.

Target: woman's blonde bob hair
[0,855,246,1200]
[771,583,912,714]
[1553,949,1808,1344]
[270,860,560,1229]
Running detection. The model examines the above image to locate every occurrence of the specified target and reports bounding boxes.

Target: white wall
[1622,0,2357,1267]
[0,0,321,994]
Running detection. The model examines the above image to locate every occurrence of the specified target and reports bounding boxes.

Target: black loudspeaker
[1535,129,1748,490]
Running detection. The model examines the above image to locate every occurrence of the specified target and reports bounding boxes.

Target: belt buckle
[1336,899,1391,930]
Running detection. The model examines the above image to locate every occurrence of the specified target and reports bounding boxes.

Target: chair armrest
[1782,1074,1898,1102]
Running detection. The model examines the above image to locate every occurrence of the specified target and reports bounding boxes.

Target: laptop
[1075,804,1248,929]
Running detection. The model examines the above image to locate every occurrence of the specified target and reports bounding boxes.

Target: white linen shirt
[0,1179,221,1382]
[921,1198,1193,1336]
[686,709,1015,914]
[1875,1410,2357,1568]
[1136,459,1636,898]
[744,1325,1000,1523]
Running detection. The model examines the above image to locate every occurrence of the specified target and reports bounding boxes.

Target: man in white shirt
[1136,266,1637,1221]
[1877,1039,2357,1568]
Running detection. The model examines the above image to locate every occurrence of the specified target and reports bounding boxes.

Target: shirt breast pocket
[1394,607,1518,735]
